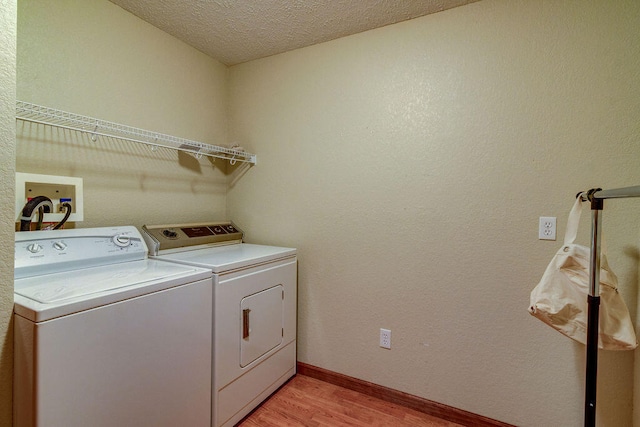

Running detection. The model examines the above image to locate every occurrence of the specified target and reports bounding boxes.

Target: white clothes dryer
[14,226,213,427]
[142,222,297,427]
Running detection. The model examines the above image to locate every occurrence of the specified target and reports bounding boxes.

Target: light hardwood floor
[237,375,464,427]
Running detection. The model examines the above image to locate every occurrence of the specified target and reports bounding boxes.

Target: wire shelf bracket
[15,101,257,165]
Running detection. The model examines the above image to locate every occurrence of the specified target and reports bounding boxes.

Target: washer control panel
[142,221,243,254]
[15,226,146,279]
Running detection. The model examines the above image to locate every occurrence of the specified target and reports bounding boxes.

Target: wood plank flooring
[236,375,464,427]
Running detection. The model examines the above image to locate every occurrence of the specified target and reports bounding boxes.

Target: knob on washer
[27,243,43,253]
[53,241,67,251]
[112,234,131,247]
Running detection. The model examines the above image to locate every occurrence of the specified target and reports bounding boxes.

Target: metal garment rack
[15,101,257,165]
[580,185,640,427]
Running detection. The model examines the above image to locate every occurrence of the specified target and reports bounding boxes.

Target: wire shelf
[15,101,256,165]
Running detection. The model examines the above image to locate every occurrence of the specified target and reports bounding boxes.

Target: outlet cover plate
[380,328,391,349]
[539,216,556,240]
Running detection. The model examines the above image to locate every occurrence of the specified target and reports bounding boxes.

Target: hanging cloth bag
[528,194,637,350]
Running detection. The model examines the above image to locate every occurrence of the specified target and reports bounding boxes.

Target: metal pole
[584,195,603,427]
[577,185,640,426]
[592,185,640,200]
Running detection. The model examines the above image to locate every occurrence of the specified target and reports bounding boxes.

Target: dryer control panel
[142,221,243,254]
[15,226,146,279]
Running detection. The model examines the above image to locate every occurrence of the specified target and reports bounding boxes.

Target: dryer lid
[154,243,296,273]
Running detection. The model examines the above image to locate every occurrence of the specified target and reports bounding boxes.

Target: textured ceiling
[108,0,479,66]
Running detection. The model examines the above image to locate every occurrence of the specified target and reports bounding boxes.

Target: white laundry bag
[528,194,637,350]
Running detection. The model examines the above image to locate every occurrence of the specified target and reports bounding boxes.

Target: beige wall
[227,1,640,425]
[16,0,230,228]
[0,0,17,424]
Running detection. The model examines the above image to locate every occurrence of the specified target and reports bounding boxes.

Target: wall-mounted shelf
[15,101,256,165]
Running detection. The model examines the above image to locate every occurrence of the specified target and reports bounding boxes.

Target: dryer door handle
[242,308,251,339]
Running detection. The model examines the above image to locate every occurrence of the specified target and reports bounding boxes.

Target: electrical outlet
[380,328,391,349]
[539,216,556,240]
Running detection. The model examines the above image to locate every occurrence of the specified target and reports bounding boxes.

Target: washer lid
[156,243,296,273]
[14,259,211,322]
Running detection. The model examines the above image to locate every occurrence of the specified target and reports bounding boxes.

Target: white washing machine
[141,222,297,427]
[14,226,213,427]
